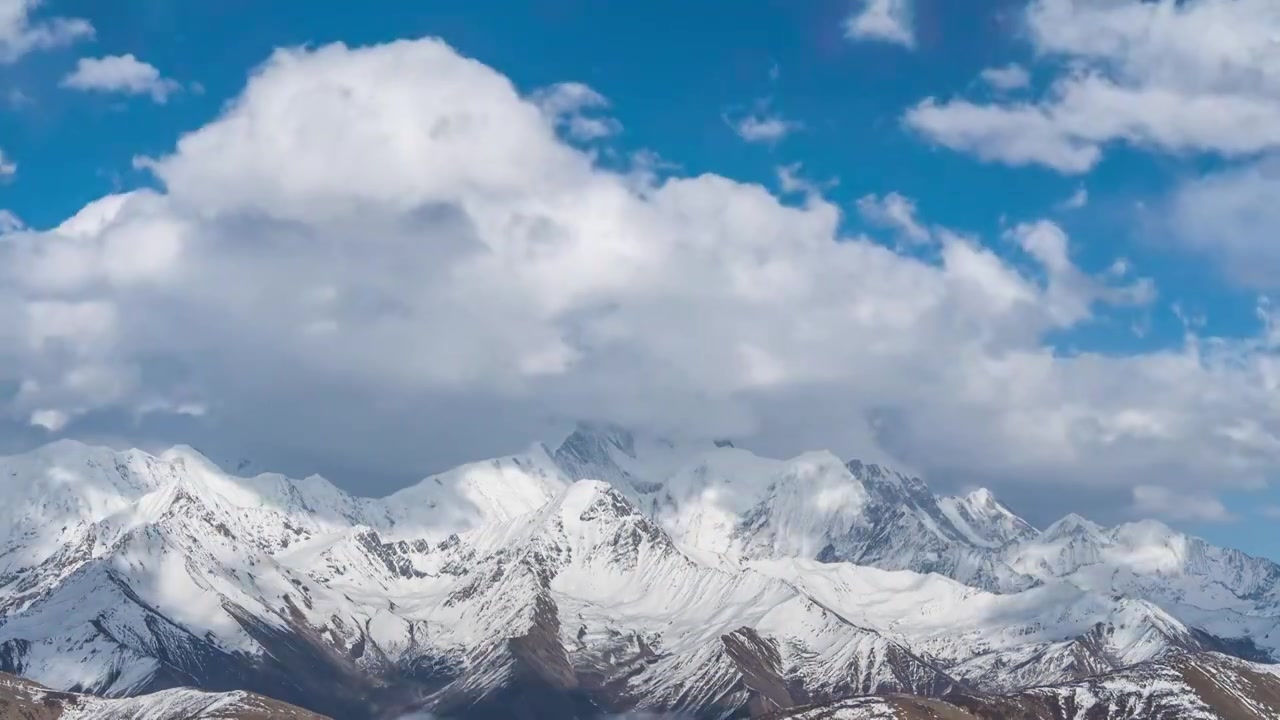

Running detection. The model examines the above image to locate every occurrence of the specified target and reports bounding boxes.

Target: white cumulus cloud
[62,54,182,103]
[905,0,1280,173]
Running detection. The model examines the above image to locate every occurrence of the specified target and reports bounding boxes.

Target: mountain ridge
[0,429,1277,718]
[0,670,328,719]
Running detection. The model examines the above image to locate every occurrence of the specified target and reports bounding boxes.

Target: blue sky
[3,0,1280,558]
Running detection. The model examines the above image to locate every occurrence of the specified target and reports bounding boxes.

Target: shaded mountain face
[0,427,1276,719]
[0,670,327,720]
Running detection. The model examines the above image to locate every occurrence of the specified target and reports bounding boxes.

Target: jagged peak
[845,458,890,480]
[947,487,1029,524]
[347,523,379,537]
[844,457,930,492]
[1042,512,1106,539]
[964,487,997,506]
[555,480,639,523]
[555,421,638,459]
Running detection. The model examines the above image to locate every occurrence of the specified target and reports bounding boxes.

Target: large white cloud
[3,37,1279,523]
[905,0,1280,173]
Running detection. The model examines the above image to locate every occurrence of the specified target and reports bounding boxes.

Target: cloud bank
[2,37,1279,524]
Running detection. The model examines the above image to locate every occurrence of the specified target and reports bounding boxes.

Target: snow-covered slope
[750,557,1210,691]
[1006,514,1280,660]
[1009,516,1280,611]
[937,487,1035,549]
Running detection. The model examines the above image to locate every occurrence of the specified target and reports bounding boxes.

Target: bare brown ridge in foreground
[0,670,330,720]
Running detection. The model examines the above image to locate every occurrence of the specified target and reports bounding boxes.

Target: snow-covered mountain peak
[789,449,849,473]
[2,438,153,486]
[550,427,1044,591]
[379,443,570,540]
[845,458,937,505]
[543,480,678,567]
[1043,512,1106,539]
[556,479,635,522]
[158,444,221,470]
[465,479,668,563]
[937,487,1037,550]
[1111,518,1180,544]
[552,422,728,494]
[562,421,639,457]
[963,487,996,506]
[844,458,889,480]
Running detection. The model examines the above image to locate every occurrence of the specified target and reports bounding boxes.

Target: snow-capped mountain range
[0,424,1278,719]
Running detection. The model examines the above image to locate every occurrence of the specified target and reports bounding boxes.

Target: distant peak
[29,437,92,454]
[349,525,386,545]
[792,449,846,468]
[559,479,633,519]
[846,458,931,496]
[1059,512,1093,525]
[845,459,885,478]
[965,487,996,505]
[558,421,637,458]
[1112,518,1179,543]
[1044,512,1104,537]
[159,444,221,472]
[17,438,137,466]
